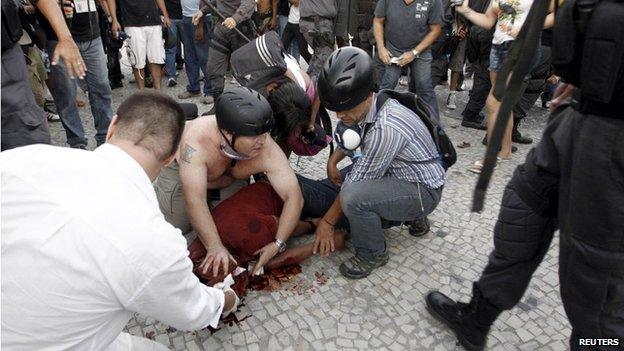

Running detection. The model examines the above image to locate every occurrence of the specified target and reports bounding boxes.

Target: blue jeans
[341,177,442,260]
[46,37,113,147]
[297,166,352,229]
[379,50,440,120]
[180,16,212,95]
[277,15,299,60]
[164,19,183,79]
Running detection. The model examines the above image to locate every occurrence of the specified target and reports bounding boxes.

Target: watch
[275,239,287,253]
[412,49,420,58]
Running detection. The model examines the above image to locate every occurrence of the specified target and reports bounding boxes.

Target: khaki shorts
[153,161,248,234]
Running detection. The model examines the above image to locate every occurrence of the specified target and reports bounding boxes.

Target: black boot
[425,284,501,351]
[512,119,533,144]
[461,113,487,130]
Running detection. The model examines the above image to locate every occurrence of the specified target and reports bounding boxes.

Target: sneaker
[167,78,177,87]
[202,95,214,104]
[110,80,123,89]
[446,92,457,110]
[176,60,184,70]
[339,249,389,279]
[398,75,409,86]
[145,76,154,88]
[405,217,430,237]
[178,91,201,99]
[461,119,487,130]
[70,144,87,150]
[44,100,57,114]
[46,111,60,122]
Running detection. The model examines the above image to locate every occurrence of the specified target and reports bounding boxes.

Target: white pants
[125,26,165,69]
[105,332,169,351]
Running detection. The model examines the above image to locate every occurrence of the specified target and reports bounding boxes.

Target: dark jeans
[181,16,212,96]
[164,19,182,79]
[282,22,311,63]
[462,27,492,123]
[46,37,113,147]
[474,107,624,349]
[297,166,352,229]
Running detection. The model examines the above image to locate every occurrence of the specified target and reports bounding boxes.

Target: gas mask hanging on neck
[219,132,251,161]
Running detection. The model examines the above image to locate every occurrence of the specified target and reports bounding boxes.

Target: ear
[163,152,177,168]
[265,82,279,93]
[105,115,120,142]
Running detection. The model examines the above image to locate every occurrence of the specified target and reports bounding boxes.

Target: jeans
[282,22,311,63]
[379,50,440,120]
[296,166,352,229]
[46,37,113,147]
[180,16,212,95]
[164,19,182,79]
[341,177,442,260]
[278,15,300,60]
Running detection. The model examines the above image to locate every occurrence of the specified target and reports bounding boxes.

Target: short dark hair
[114,91,185,161]
[267,82,311,142]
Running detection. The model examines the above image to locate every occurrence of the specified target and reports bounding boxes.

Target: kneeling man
[313,47,446,279]
[154,86,304,277]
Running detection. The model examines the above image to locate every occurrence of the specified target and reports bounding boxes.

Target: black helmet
[216,86,275,137]
[318,47,375,112]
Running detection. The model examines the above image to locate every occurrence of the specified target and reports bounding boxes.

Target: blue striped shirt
[345,94,446,189]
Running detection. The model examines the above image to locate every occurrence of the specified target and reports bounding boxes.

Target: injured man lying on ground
[187,179,347,296]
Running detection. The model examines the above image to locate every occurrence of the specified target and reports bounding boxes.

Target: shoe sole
[425,296,485,351]
[339,256,389,280]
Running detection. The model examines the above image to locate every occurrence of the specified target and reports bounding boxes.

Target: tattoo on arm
[182,144,197,163]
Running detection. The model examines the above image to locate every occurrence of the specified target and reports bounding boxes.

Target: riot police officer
[424,0,624,349]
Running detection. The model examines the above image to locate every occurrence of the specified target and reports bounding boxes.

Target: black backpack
[375,89,457,170]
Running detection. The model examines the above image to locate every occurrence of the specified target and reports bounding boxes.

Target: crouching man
[313,47,446,279]
[1,92,239,350]
[154,86,304,277]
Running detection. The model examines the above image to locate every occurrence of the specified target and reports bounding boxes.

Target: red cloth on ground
[188,181,284,277]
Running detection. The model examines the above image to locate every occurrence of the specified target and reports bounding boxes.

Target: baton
[198,0,251,43]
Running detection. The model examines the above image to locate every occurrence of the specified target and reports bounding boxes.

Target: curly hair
[266,81,312,143]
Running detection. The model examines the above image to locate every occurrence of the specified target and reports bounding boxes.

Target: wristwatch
[412,49,420,58]
[275,239,287,253]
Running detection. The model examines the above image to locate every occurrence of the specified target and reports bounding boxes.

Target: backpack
[375,89,457,170]
[230,31,287,94]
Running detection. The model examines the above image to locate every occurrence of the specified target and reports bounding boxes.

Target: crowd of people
[1,0,623,350]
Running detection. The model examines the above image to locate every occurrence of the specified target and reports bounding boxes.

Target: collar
[94,144,158,206]
[363,93,378,125]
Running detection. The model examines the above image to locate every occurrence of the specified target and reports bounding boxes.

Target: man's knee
[340,181,367,214]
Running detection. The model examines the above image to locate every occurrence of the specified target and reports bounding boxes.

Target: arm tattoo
[181,143,197,163]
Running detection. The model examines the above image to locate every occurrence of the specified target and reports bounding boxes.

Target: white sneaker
[446,92,457,110]
[202,95,214,104]
[46,111,60,121]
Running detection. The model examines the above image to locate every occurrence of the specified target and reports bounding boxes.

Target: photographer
[38,0,114,149]
[425,0,624,349]
[1,0,84,151]
[313,47,445,279]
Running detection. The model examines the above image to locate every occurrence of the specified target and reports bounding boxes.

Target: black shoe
[167,78,178,87]
[481,136,518,153]
[176,60,184,70]
[512,120,532,144]
[339,250,389,279]
[110,81,123,89]
[405,217,430,237]
[425,287,501,351]
[461,120,487,131]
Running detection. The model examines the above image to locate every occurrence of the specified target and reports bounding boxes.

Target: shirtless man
[154,86,304,276]
[255,0,278,33]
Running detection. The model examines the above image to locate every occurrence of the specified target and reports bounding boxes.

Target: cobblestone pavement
[48,65,570,350]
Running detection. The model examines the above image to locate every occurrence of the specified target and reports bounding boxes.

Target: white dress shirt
[1,144,224,350]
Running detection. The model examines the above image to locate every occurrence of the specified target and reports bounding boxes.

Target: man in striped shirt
[314,47,445,279]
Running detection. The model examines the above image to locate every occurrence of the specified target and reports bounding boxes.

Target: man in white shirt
[1,91,239,350]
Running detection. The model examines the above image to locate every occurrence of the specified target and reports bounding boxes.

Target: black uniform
[427,0,624,349]
[1,0,51,151]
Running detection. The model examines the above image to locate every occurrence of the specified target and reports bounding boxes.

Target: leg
[145,25,165,90]
[164,19,181,81]
[409,51,440,120]
[125,27,148,89]
[1,44,50,151]
[378,62,402,90]
[45,40,87,147]
[207,25,230,99]
[485,71,513,159]
[294,24,312,63]
[296,166,352,228]
[181,16,202,94]
[282,22,297,53]
[341,177,441,260]
[196,16,213,97]
[153,162,193,234]
[461,61,491,126]
[80,37,113,146]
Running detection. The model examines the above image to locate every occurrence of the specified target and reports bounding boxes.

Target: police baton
[198,0,251,43]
